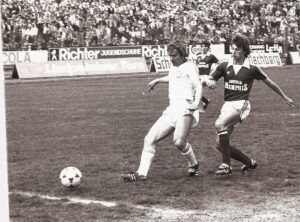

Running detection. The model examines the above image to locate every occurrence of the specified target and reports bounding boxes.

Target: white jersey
[168,61,199,104]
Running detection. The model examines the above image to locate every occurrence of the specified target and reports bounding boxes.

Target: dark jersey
[196,53,219,75]
[211,61,267,101]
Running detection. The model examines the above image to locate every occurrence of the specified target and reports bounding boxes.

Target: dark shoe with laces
[214,163,232,176]
[121,172,146,182]
[241,159,257,174]
[188,162,200,176]
[203,98,211,110]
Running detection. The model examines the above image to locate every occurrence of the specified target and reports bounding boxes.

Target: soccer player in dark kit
[203,33,294,176]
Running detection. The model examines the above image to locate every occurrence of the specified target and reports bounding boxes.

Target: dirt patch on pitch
[137,194,300,222]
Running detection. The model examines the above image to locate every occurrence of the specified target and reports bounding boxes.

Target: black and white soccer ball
[59,167,82,187]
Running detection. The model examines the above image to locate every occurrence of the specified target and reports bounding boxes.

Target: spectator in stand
[2,0,300,50]
[8,37,20,51]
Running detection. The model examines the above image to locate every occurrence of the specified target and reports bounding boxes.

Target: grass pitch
[6,66,300,222]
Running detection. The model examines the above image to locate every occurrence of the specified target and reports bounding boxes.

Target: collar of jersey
[227,58,250,69]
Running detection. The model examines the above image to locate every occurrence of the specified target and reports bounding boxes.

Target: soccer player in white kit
[203,34,294,176]
[122,42,204,182]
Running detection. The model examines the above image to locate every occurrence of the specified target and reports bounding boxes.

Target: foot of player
[122,160,257,182]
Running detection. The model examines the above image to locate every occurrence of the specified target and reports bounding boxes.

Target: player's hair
[202,41,211,49]
[167,41,188,57]
[231,34,251,57]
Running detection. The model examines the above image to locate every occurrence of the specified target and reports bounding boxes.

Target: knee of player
[214,119,226,132]
[142,144,156,155]
[144,134,156,147]
[173,138,185,149]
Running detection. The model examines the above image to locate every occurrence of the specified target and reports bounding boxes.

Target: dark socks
[230,145,252,166]
[216,144,252,166]
[218,131,231,166]
[201,96,210,104]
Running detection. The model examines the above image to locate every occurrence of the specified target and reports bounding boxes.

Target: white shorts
[220,100,251,121]
[160,101,200,128]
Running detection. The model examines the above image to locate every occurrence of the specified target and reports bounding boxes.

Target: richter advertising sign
[49,46,142,61]
[141,45,168,58]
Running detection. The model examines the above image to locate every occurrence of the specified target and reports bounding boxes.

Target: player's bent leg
[173,115,200,176]
[173,115,193,150]
[230,145,253,166]
[122,118,174,182]
[214,108,241,175]
[137,119,174,177]
[216,126,253,166]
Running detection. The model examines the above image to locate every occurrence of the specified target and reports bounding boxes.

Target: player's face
[202,46,209,54]
[231,44,245,62]
[170,48,185,66]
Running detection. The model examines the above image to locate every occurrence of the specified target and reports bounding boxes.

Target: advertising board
[13,60,86,78]
[49,46,142,61]
[248,53,282,67]
[3,51,48,65]
[84,57,148,75]
[288,51,300,64]
[150,56,172,73]
[13,57,148,78]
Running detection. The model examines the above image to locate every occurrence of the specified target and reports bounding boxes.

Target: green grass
[6,66,300,221]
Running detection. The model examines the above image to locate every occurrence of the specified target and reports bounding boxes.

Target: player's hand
[206,80,216,89]
[284,96,294,107]
[201,75,216,89]
[148,80,158,91]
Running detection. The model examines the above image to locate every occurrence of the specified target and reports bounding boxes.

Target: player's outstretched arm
[148,76,169,91]
[262,77,294,107]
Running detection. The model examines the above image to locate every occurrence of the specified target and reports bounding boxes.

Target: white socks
[181,143,198,167]
[136,150,155,177]
[137,143,198,176]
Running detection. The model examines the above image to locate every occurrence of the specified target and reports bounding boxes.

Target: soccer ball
[59,167,82,187]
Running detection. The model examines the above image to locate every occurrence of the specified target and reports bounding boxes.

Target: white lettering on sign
[265,44,283,53]
[59,48,101,60]
[151,56,172,73]
[142,45,168,58]
[248,53,282,67]
[50,47,142,60]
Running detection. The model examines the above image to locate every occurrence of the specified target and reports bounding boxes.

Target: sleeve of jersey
[254,66,267,80]
[211,62,226,81]
[212,55,219,63]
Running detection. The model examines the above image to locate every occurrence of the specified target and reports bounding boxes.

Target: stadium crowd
[2,0,300,51]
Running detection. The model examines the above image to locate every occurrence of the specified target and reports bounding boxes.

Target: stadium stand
[2,0,300,51]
